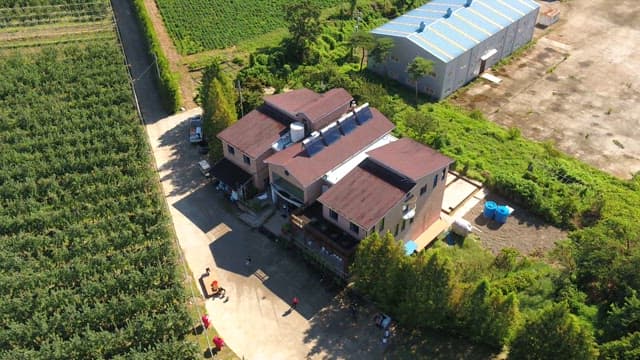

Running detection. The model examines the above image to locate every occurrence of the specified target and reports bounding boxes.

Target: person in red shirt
[291,296,299,309]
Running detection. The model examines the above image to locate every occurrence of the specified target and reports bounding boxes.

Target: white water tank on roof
[290,122,305,143]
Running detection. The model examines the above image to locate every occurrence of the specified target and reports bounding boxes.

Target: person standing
[291,296,299,309]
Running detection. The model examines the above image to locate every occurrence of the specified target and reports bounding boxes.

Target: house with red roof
[211,88,453,277]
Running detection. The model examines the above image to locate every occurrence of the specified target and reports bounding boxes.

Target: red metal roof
[317,162,406,230]
[217,107,286,159]
[265,107,394,187]
[367,138,454,181]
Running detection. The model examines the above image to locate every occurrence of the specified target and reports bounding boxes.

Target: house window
[401,219,406,231]
[442,168,446,180]
[227,145,235,155]
[409,217,414,224]
[394,223,399,236]
[284,170,290,176]
[420,185,427,196]
[378,217,385,232]
[243,155,251,165]
[349,222,359,235]
[433,174,438,188]
[329,209,338,221]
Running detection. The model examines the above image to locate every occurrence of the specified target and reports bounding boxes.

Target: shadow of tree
[156,116,210,197]
[302,289,387,359]
[111,0,169,126]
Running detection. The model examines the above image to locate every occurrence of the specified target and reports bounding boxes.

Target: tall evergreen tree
[397,252,456,329]
[369,37,394,76]
[284,1,322,64]
[509,302,598,360]
[407,57,435,104]
[349,31,375,71]
[201,62,237,161]
[462,279,521,348]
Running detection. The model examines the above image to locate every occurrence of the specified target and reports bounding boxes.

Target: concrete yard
[451,0,640,179]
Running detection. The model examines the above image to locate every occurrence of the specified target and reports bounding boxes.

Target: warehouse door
[479,48,498,74]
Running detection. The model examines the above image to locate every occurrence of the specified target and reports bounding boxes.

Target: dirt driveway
[451,0,640,179]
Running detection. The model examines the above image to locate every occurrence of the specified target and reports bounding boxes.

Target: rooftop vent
[417,21,426,32]
[444,7,453,18]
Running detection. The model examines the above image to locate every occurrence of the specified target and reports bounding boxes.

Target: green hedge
[131,0,181,113]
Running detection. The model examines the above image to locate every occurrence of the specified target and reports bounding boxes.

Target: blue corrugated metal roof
[371,0,539,63]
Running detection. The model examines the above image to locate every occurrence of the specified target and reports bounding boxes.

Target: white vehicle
[189,115,203,143]
[198,160,211,178]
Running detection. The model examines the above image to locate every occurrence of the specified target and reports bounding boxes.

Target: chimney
[417,21,426,33]
[444,8,453,18]
[464,0,472,7]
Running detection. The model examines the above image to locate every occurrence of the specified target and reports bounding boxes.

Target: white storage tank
[290,122,305,143]
[452,218,473,237]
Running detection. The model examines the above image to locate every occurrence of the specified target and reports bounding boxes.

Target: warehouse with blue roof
[368,0,540,99]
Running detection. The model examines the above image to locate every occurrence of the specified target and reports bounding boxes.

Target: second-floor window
[349,222,359,235]
[420,185,427,196]
[433,174,438,188]
[329,209,338,220]
[378,217,385,232]
[227,145,235,155]
[243,155,250,165]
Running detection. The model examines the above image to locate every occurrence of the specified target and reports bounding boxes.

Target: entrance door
[479,59,488,74]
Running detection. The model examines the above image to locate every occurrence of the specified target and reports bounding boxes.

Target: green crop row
[155,0,343,54]
[0,41,196,358]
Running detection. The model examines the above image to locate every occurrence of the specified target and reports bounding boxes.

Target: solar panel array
[338,114,357,135]
[321,123,342,146]
[303,105,373,157]
[355,106,373,125]
[303,133,326,157]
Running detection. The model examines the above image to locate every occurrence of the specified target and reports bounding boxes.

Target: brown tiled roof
[317,161,406,230]
[265,107,394,187]
[264,88,354,131]
[263,88,320,118]
[298,88,353,131]
[217,106,287,159]
[367,138,454,181]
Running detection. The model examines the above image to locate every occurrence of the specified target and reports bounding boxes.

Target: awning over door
[210,158,252,189]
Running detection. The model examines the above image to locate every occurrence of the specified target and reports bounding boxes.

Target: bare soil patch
[451,0,640,179]
[462,194,567,256]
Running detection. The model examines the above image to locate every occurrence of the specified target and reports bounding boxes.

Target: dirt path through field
[142,0,197,109]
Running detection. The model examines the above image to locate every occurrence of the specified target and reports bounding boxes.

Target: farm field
[0,0,113,50]
[155,0,343,54]
[0,22,197,360]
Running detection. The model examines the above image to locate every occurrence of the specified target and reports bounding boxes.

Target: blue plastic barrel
[495,205,510,224]
[483,201,497,219]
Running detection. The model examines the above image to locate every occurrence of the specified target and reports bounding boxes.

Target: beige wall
[221,140,272,190]
[269,164,328,205]
[322,165,450,242]
[304,179,324,204]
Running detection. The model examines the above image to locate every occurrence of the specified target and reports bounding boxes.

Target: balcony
[291,203,360,265]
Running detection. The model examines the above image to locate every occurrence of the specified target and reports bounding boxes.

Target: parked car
[188,115,203,144]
